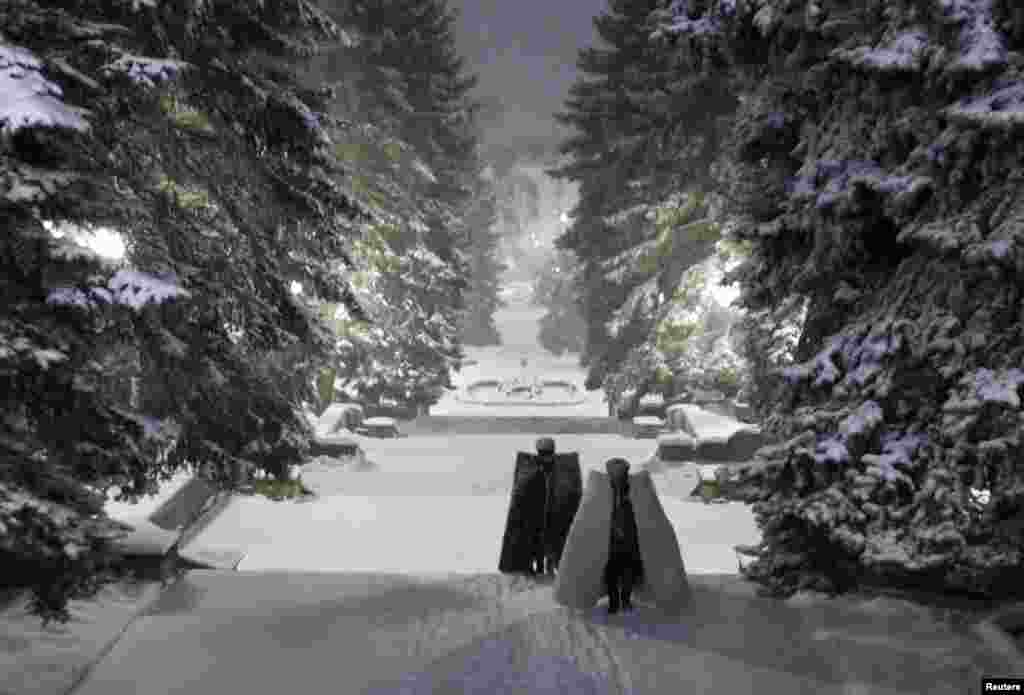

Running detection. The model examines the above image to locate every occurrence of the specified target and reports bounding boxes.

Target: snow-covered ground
[102,469,194,524]
[1,580,165,695]
[196,433,757,575]
[69,566,1003,695]
[189,281,761,576]
[672,403,752,440]
[90,277,759,578]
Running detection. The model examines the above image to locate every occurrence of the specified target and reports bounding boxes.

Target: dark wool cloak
[498,452,582,574]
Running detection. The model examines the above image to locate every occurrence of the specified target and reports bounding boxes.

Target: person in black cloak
[498,437,582,577]
[604,458,644,613]
[529,437,557,575]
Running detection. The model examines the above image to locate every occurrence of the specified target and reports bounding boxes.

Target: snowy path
[190,491,757,575]
[185,432,758,575]
[71,570,1001,695]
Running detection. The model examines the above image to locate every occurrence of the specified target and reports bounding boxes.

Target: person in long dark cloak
[530,437,557,575]
[498,437,581,577]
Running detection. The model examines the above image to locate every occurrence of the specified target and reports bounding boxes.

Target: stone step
[404,415,629,435]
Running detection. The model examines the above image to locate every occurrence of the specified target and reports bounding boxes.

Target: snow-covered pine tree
[551,0,726,390]
[309,116,464,413]
[341,0,479,270]
[329,0,505,370]
[651,256,749,397]
[316,0,495,404]
[535,251,588,356]
[458,169,506,346]
[454,94,505,348]
[0,0,370,620]
[654,0,1024,598]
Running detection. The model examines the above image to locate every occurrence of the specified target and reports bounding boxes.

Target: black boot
[606,576,621,614]
[620,568,634,612]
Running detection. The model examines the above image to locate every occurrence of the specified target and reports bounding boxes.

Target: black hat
[536,437,555,454]
[605,458,630,478]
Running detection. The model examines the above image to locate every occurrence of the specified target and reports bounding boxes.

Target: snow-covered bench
[660,404,773,465]
[304,404,367,459]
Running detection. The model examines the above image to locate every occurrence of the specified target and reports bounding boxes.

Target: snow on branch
[603,202,654,227]
[782,329,903,390]
[945,81,1024,129]
[47,235,107,264]
[940,0,1007,72]
[659,13,719,37]
[832,30,929,73]
[4,166,83,203]
[650,0,734,39]
[0,333,68,370]
[600,237,658,284]
[407,244,448,270]
[787,159,931,211]
[0,44,91,134]
[812,403,924,474]
[115,410,181,442]
[962,235,1018,268]
[107,269,190,307]
[961,367,1024,408]
[844,333,899,387]
[102,53,192,88]
[839,400,885,438]
[411,159,437,183]
[605,276,660,338]
[782,334,848,387]
[863,432,929,481]
[815,434,849,465]
[47,269,191,310]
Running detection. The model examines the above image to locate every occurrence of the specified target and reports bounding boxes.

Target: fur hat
[605,458,630,480]
[536,437,555,455]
